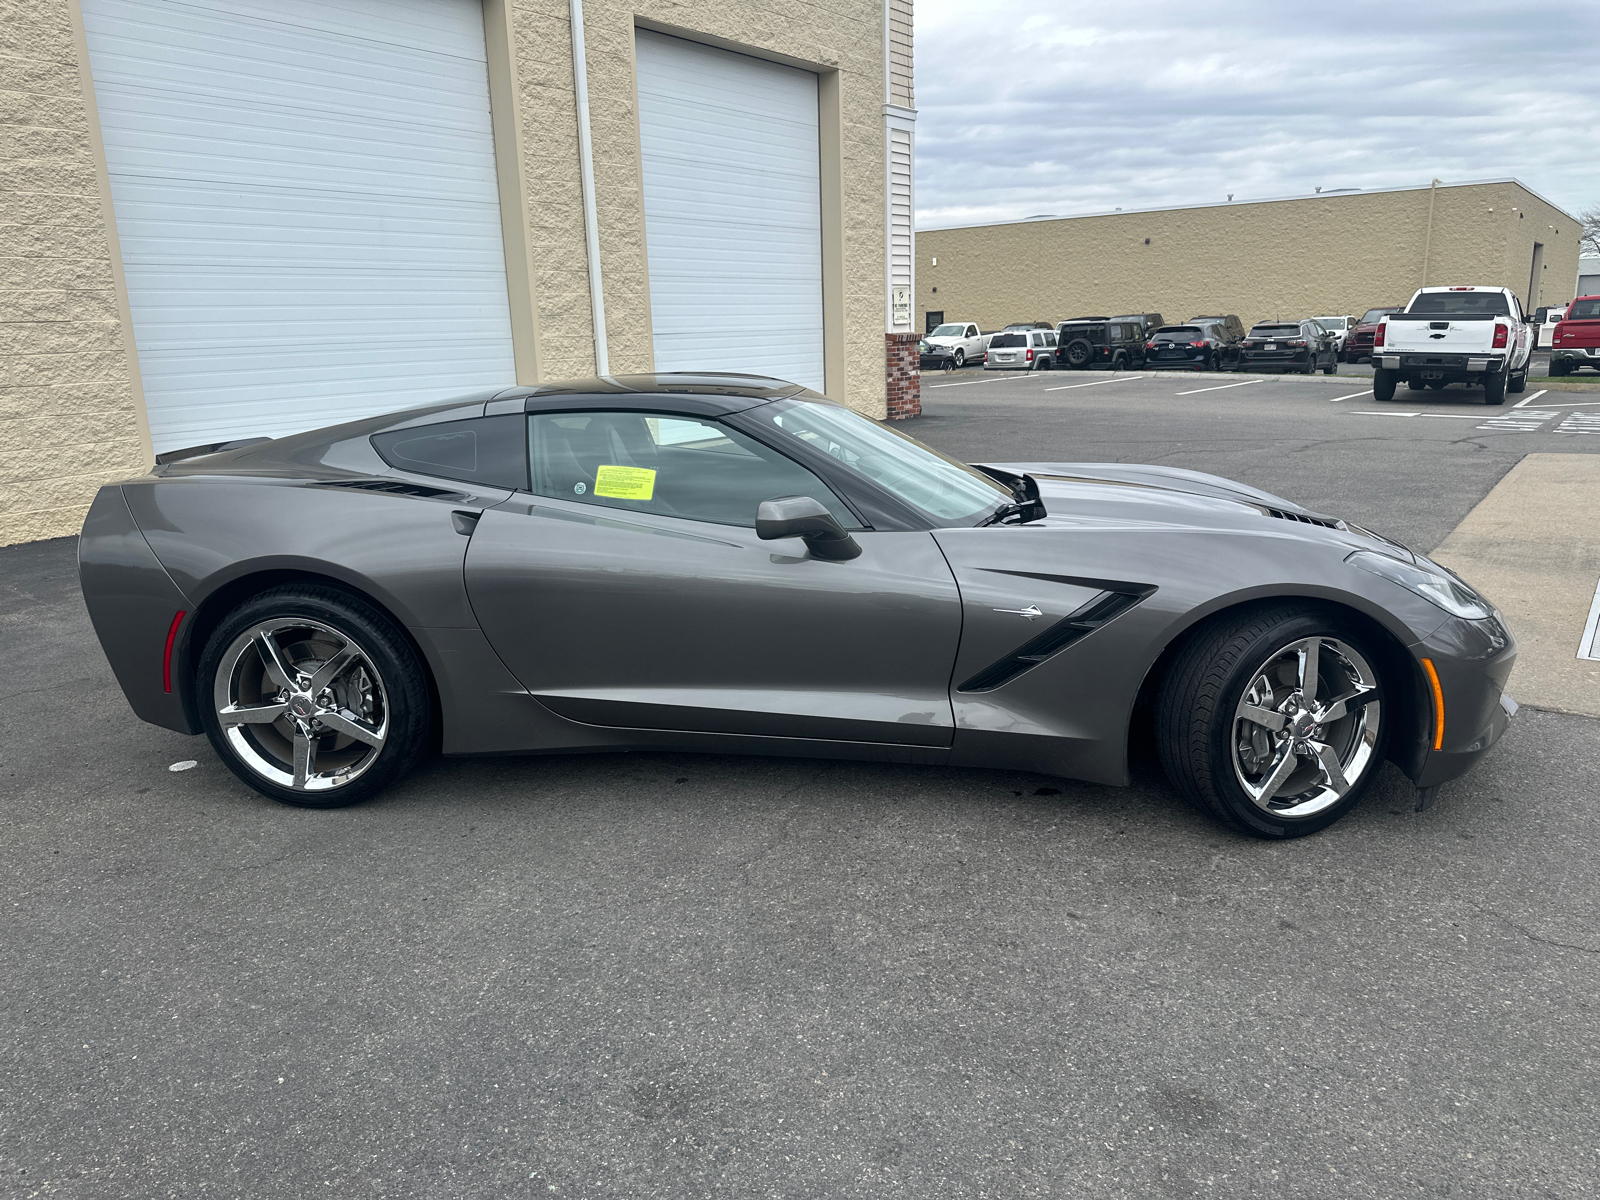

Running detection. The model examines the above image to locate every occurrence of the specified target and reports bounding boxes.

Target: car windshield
[988,333,1027,348]
[1407,291,1512,317]
[1360,309,1397,324]
[753,399,1012,524]
[1315,319,1344,332]
[1568,299,1600,319]
[1153,327,1201,339]
[929,324,965,337]
[1250,325,1301,337]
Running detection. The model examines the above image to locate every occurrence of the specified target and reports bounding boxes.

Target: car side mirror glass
[755,496,861,561]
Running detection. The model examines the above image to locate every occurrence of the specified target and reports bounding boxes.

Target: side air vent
[958,587,1155,693]
[310,479,468,502]
[1263,507,1342,530]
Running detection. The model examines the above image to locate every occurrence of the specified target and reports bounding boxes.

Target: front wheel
[952,349,965,368]
[197,584,432,808]
[1373,367,1398,401]
[1157,607,1388,838]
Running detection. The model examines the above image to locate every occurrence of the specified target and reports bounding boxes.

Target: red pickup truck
[1550,295,1600,376]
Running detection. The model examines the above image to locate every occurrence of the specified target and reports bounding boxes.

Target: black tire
[952,349,965,368]
[1302,354,1316,375]
[1063,338,1094,369]
[1035,354,1054,371]
[1407,379,1427,391]
[1549,359,1567,377]
[1156,606,1389,838]
[1508,369,1526,394]
[1373,368,1398,401]
[1483,370,1506,405]
[1322,354,1337,375]
[196,584,432,808]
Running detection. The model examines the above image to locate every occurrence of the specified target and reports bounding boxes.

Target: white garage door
[81,0,516,452]
[635,30,825,392]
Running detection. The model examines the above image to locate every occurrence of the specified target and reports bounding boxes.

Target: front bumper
[1408,613,1518,789]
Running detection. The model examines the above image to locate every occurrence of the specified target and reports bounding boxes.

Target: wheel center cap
[289,694,317,719]
[1290,710,1318,738]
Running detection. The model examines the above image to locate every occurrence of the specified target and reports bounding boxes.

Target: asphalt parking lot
[5,373,1600,1199]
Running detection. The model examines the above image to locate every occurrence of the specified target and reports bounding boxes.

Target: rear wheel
[1035,354,1054,371]
[1157,606,1387,838]
[197,585,432,808]
[1322,354,1337,375]
[1483,370,1507,405]
[1373,368,1398,401]
[1508,369,1526,394]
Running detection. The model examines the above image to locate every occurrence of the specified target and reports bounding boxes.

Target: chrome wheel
[1231,636,1381,818]
[213,618,389,793]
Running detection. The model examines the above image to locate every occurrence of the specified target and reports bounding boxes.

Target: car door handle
[451,510,481,537]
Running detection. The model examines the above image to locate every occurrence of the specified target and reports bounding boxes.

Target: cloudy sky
[914,0,1600,230]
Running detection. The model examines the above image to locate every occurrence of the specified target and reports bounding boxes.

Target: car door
[965,324,981,359]
[463,407,963,746]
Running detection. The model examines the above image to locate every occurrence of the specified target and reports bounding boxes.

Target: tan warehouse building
[918,179,1581,337]
[2,0,922,545]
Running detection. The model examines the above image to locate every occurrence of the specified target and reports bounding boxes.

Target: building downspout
[570,0,609,375]
[1420,177,1440,288]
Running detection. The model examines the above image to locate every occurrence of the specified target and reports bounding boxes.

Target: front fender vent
[309,478,468,502]
[1262,507,1342,530]
[958,586,1155,693]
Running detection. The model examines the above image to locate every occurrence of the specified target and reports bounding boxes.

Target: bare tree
[1581,205,1600,257]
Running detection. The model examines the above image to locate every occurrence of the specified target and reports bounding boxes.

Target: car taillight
[1492,324,1508,348]
[1288,340,1306,347]
[1025,348,1034,361]
[1146,342,1155,350]
[1374,324,1385,347]
[1190,341,1205,349]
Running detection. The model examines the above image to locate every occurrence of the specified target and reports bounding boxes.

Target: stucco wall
[512,0,890,417]
[1,0,148,545]
[918,181,1581,334]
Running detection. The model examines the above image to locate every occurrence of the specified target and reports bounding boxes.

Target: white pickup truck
[923,321,993,368]
[1371,285,1534,405]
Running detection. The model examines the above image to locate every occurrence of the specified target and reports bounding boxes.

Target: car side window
[371,414,528,490]
[966,325,978,337]
[1043,332,1057,347]
[526,411,861,530]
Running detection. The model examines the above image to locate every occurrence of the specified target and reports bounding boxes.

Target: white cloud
[914,0,1600,227]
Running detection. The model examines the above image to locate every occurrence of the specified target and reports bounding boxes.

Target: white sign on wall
[891,285,911,327]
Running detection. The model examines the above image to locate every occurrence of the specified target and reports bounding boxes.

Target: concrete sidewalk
[1432,453,1600,717]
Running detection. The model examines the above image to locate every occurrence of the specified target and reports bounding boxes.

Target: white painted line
[1043,375,1143,392]
[928,375,1030,388]
[1527,399,1600,409]
[1174,379,1263,396]
[1328,390,1372,402]
[1512,389,1548,408]
[1580,576,1600,662]
[1351,411,1421,417]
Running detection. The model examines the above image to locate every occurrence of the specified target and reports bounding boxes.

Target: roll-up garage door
[635,30,825,392]
[80,0,516,451]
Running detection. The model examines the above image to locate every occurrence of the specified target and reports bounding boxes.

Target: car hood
[981,461,1410,553]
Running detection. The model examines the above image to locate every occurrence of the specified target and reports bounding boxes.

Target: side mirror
[756,496,861,561]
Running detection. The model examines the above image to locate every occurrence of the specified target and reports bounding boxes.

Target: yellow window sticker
[592,464,656,500]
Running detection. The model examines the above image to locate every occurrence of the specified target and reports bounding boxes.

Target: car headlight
[1346,550,1492,620]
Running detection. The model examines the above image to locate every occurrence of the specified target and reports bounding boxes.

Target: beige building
[919,179,1581,337]
[2,0,920,546]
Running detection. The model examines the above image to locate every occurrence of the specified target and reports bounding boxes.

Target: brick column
[885,331,922,419]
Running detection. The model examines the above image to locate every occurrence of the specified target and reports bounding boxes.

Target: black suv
[1056,318,1148,370]
[1112,313,1165,340]
[1146,324,1229,371]
[1188,314,1246,367]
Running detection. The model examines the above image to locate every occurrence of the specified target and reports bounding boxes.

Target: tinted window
[526,411,857,529]
[930,324,965,337]
[1568,298,1600,319]
[1250,325,1301,336]
[1361,308,1398,324]
[371,415,528,490]
[989,333,1027,348]
[966,326,978,336]
[1042,332,1057,347]
[1153,326,1202,340]
[1407,291,1512,317]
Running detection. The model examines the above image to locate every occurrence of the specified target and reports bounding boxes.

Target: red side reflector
[162,610,186,694]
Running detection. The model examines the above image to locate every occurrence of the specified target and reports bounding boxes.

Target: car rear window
[989,333,1027,348]
[372,414,528,490]
[1250,325,1302,336]
[1568,299,1600,319]
[1360,309,1398,324]
[1153,326,1201,339]
[1406,291,1512,317]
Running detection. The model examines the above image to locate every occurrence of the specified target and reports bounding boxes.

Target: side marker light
[1421,657,1445,751]
[163,610,186,694]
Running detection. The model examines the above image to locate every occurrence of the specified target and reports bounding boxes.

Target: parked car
[1237,320,1339,374]
[1342,307,1404,362]
[984,328,1058,370]
[1549,295,1600,375]
[79,371,1518,836]
[918,338,958,372]
[1056,318,1147,370]
[1111,313,1165,340]
[924,322,991,368]
[1146,324,1227,371]
[1532,304,1568,349]
[1312,315,1356,344]
[1002,322,1054,332]
[1187,315,1246,367]
[1371,285,1534,404]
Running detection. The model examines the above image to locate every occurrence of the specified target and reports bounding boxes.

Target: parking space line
[1580,576,1600,662]
[1527,399,1600,408]
[1512,389,1548,409]
[1354,411,1420,417]
[928,375,1030,388]
[1174,379,1263,396]
[1043,376,1142,392]
[1328,390,1372,402]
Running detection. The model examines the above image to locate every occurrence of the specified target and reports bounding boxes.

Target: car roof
[489,372,815,415]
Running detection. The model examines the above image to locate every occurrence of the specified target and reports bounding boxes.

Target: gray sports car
[80,373,1516,837]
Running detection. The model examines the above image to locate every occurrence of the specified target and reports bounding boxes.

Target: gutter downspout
[570,0,609,375]
[1420,177,1440,288]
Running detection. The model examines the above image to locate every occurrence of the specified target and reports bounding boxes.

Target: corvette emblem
[994,604,1044,621]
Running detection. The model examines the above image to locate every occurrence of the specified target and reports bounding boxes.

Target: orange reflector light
[162,610,186,694]
[1421,657,1445,751]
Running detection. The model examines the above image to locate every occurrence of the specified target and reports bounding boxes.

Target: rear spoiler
[154,437,272,466]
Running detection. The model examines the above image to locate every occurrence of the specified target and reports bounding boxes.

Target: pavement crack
[1475,907,1600,955]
